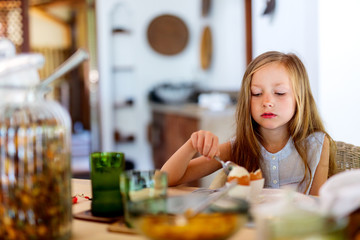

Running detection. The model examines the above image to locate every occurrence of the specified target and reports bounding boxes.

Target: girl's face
[250,62,296,134]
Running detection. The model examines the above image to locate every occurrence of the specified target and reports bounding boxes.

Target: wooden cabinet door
[150,112,198,169]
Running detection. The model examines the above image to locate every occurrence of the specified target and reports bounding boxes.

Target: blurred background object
[0,0,29,52]
[0,0,95,178]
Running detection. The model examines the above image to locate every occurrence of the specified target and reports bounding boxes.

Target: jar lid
[0,39,44,87]
[0,38,15,59]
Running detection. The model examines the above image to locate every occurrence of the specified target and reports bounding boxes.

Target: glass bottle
[0,40,72,239]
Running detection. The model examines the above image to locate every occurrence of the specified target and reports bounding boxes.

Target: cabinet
[149,111,199,186]
[150,112,198,169]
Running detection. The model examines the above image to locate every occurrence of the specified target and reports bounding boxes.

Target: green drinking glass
[90,152,125,217]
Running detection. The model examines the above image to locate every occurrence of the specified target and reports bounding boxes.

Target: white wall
[252,0,360,146]
[201,0,246,91]
[97,0,203,170]
[96,0,246,170]
[252,0,319,101]
[318,0,360,145]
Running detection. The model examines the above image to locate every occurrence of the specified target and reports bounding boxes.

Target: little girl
[161,51,336,196]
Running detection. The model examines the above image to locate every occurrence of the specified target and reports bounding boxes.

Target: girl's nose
[262,95,274,108]
[263,101,274,108]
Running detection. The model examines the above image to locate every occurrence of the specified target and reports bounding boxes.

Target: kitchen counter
[150,102,236,119]
[71,178,256,240]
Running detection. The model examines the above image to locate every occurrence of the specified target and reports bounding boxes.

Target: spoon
[214,156,238,175]
[174,180,238,225]
[35,48,89,92]
[186,180,237,218]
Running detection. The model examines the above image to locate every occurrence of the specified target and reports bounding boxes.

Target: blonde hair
[231,51,336,192]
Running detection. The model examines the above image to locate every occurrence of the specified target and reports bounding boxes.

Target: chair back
[335,141,360,174]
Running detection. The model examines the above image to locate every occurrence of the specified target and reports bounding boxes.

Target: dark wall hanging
[200,26,212,70]
[147,14,189,56]
[202,0,212,17]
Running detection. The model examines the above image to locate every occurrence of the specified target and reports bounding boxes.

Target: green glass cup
[90,152,125,217]
[120,170,168,228]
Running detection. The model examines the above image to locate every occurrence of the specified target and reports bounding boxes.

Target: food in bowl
[137,212,246,240]
[250,169,263,181]
[227,167,264,200]
[227,166,250,186]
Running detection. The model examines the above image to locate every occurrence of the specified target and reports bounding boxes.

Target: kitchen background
[1,0,360,182]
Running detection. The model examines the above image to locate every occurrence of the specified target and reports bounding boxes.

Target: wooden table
[71,179,256,240]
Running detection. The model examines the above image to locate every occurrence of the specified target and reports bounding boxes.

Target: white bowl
[155,84,194,104]
[250,178,265,201]
[225,179,264,201]
[226,183,251,199]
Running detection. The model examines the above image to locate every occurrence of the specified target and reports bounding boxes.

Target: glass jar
[253,190,347,240]
[0,41,72,240]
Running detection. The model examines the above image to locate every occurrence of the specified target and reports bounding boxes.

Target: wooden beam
[22,0,30,52]
[245,0,252,65]
[30,6,69,27]
[30,0,84,8]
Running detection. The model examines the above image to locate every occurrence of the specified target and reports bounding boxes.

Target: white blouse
[259,132,325,194]
[231,132,325,195]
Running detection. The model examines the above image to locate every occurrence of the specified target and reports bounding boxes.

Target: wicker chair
[209,140,359,187]
[334,141,360,174]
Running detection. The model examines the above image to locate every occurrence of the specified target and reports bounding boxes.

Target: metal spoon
[214,156,238,175]
[174,181,238,225]
[36,48,89,92]
[186,180,237,218]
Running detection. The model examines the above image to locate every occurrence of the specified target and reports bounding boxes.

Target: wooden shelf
[112,28,131,34]
[114,130,135,143]
[113,99,134,109]
[112,66,134,72]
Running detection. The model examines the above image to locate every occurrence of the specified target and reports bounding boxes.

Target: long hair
[231,51,337,192]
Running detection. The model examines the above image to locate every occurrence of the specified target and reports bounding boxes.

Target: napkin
[319,169,360,219]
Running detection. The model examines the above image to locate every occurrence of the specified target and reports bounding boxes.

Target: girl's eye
[276,92,285,96]
[251,93,261,96]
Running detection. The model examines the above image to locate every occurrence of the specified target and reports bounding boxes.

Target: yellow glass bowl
[134,212,247,240]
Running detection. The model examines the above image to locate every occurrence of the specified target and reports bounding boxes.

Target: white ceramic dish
[250,178,265,200]
[227,184,251,199]
[255,188,319,207]
[226,178,265,201]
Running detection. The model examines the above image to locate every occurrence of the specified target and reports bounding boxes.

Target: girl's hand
[190,130,220,159]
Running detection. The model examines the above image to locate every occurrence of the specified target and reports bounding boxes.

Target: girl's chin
[258,124,284,131]
[256,121,290,130]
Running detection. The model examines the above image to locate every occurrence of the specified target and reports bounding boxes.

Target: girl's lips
[261,113,276,118]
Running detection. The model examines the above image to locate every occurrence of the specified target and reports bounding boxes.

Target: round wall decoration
[200,26,212,70]
[147,14,189,56]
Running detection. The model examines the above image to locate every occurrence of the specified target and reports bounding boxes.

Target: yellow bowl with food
[132,195,249,240]
[137,212,245,240]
